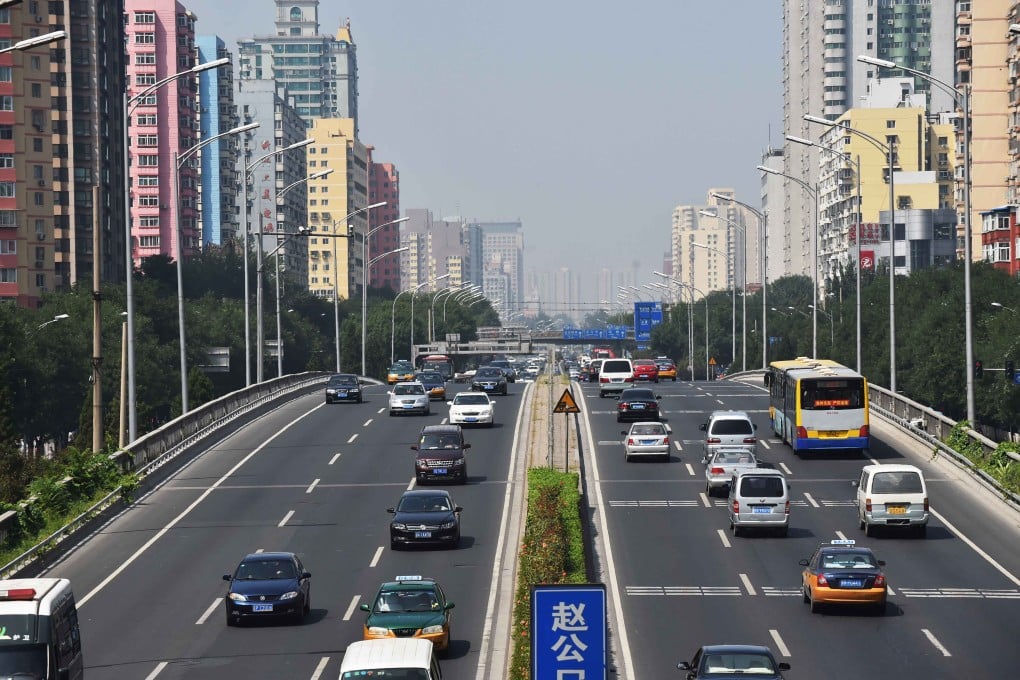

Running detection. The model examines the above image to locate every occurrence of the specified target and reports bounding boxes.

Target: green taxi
[359,576,455,653]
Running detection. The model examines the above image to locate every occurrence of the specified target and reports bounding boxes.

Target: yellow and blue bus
[764,358,869,455]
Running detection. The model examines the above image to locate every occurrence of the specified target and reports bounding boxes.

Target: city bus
[0,578,84,679]
[419,354,454,381]
[764,358,869,455]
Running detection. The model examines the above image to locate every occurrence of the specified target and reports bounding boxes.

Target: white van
[340,638,442,679]
[598,358,634,398]
[0,578,84,680]
[728,468,791,537]
[854,464,929,537]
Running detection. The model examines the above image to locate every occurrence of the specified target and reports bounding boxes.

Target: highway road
[576,376,1020,679]
[44,380,529,680]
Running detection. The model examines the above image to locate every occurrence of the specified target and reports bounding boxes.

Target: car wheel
[916,524,927,538]
[389,410,395,416]
[598,392,605,398]
[873,601,886,616]
[809,593,822,613]
[777,526,789,538]
[859,516,865,530]
[865,522,875,537]
[226,609,236,627]
[802,586,810,604]
[325,398,330,404]
[358,397,363,403]
[390,538,400,550]
[733,524,743,537]
[625,453,632,463]
[705,483,713,497]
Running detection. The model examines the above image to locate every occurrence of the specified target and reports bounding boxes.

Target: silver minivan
[700,410,758,458]
[727,468,790,537]
[854,464,929,537]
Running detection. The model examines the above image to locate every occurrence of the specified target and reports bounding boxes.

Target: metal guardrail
[0,371,331,577]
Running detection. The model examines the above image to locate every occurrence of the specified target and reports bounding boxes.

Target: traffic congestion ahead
[4,350,1020,679]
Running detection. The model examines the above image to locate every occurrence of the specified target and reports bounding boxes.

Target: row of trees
[644,263,1020,429]
[0,249,499,494]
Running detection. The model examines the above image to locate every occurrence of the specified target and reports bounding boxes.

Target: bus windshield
[0,643,48,678]
[801,378,864,410]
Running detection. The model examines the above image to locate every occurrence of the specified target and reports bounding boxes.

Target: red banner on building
[850,223,883,245]
[860,250,875,271]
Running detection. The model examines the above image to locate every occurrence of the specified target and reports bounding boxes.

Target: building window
[138,196,159,207]
[135,53,156,65]
[136,73,156,86]
[0,154,12,168]
[0,211,16,226]
[134,11,156,23]
[139,235,160,247]
[0,66,10,82]
[0,239,14,254]
[0,182,14,198]
[33,193,43,206]
[139,216,160,227]
[30,83,41,98]
[137,135,158,147]
[136,114,157,126]
[134,33,155,44]
[138,176,158,187]
[0,96,12,111]
[138,155,159,167]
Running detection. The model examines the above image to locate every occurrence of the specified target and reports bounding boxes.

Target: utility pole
[91,186,102,454]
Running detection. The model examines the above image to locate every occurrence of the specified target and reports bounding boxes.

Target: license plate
[631,404,645,410]
[252,604,273,612]
[465,417,477,422]
[434,468,447,475]
[752,506,772,514]
[337,392,347,398]
[840,579,864,588]
[887,505,906,514]
[403,404,414,409]
[484,385,493,390]
[415,531,432,538]
[820,430,848,438]
[640,439,656,445]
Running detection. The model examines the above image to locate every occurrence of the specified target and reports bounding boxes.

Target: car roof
[420,424,462,434]
[394,381,424,386]
[329,373,358,379]
[633,359,656,365]
[861,463,922,473]
[379,576,439,591]
[733,467,782,477]
[700,644,775,655]
[400,489,452,499]
[708,409,751,419]
[628,421,666,428]
[454,392,490,400]
[620,387,655,396]
[242,551,296,561]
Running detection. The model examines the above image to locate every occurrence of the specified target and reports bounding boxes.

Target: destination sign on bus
[813,399,851,408]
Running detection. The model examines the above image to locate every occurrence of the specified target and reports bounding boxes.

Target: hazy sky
[186,0,783,292]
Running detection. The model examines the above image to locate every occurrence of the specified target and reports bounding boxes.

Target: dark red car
[632,359,660,383]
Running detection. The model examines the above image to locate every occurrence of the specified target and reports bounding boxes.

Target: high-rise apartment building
[305,117,366,300]
[760,146,785,285]
[781,0,955,281]
[401,210,471,292]
[366,147,400,293]
[234,78,308,286]
[470,220,523,315]
[0,1,127,306]
[124,0,200,264]
[237,0,357,129]
[196,35,240,247]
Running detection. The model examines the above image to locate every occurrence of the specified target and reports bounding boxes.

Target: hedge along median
[509,467,586,679]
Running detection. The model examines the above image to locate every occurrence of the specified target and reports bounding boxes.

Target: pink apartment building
[366,146,400,294]
[124,0,200,265]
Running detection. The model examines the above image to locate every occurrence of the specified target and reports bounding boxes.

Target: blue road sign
[562,328,583,340]
[1014,373,1020,386]
[633,301,663,343]
[532,584,607,680]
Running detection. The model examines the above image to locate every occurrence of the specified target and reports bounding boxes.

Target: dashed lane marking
[310,657,330,680]
[609,500,700,507]
[674,441,683,451]
[899,588,1020,599]
[369,546,383,568]
[760,440,771,450]
[803,492,819,508]
[343,595,361,621]
[305,478,320,494]
[329,453,341,465]
[835,530,849,540]
[700,493,712,508]
[769,629,791,658]
[922,629,952,657]
[144,662,168,680]
[195,598,220,625]
[685,463,696,476]
[762,587,802,597]
[717,529,731,548]
[779,462,792,475]
[347,434,358,444]
[363,419,373,427]
[739,573,756,596]
[278,510,294,527]
[626,586,741,596]
[628,585,1019,600]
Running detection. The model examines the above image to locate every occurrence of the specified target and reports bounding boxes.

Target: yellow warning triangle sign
[709,357,717,365]
[553,388,581,414]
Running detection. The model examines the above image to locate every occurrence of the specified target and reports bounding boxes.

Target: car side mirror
[463,443,471,449]
[360,603,370,612]
[302,571,312,579]
[851,480,859,488]
[222,574,232,581]
[665,425,672,433]
[386,507,395,514]
[753,423,758,430]
[877,560,886,567]
[447,401,454,406]
[454,505,463,512]
[621,431,628,436]
[778,663,791,671]
[798,559,809,566]
[410,445,419,451]
[656,395,662,400]
[445,602,456,610]
[677,662,693,671]
[699,423,707,431]
[700,457,708,465]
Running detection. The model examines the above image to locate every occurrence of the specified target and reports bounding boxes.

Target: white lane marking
[144,662,168,680]
[305,479,320,494]
[674,440,683,451]
[716,399,725,405]
[769,629,791,657]
[717,529,731,548]
[77,403,326,608]
[369,546,383,568]
[255,548,264,553]
[930,507,1020,588]
[407,477,416,491]
[278,510,295,527]
[835,530,848,540]
[739,573,757,596]
[803,492,820,508]
[347,434,358,444]
[343,595,361,621]
[760,440,771,450]
[779,462,793,475]
[363,419,373,427]
[195,598,220,625]
[329,453,341,465]
[699,493,712,508]
[377,407,385,414]
[685,463,696,476]
[922,629,952,657]
[442,417,449,424]
[310,657,330,680]
[886,585,896,596]
[475,380,533,680]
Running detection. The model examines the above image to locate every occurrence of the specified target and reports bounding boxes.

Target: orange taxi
[654,357,677,381]
[799,539,887,614]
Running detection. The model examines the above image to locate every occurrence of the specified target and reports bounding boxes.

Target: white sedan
[387,381,430,416]
[447,391,495,427]
[621,422,671,462]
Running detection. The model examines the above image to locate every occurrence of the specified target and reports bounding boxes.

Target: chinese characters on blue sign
[532,584,607,680]
[633,302,663,349]
[561,326,628,341]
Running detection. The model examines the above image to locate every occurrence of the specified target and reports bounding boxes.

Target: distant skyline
[187,0,783,298]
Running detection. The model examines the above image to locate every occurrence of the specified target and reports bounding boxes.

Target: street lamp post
[362,216,409,375]
[700,209,747,372]
[758,165,819,359]
[786,135,863,374]
[123,56,230,442]
[805,112,896,391]
[653,272,698,380]
[173,122,259,412]
[856,54,973,419]
[410,274,451,362]
[692,241,737,369]
[991,302,1018,314]
[809,304,834,347]
[711,193,768,369]
[359,245,408,374]
[430,285,462,343]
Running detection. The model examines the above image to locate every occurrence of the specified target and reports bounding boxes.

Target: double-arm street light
[362,216,410,375]
[804,112,897,392]
[35,313,69,333]
[431,284,463,343]
[758,165,819,359]
[173,121,260,412]
[692,241,738,369]
[991,302,1018,314]
[361,245,408,374]
[410,274,451,361]
[856,54,974,420]
[786,135,863,373]
[809,304,834,347]
[711,192,768,369]
[123,56,230,441]
[0,30,65,56]
[699,209,748,372]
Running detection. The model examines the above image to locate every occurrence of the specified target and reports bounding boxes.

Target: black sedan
[388,490,462,550]
[678,644,790,679]
[471,367,508,395]
[223,551,311,626]
[615,387,662,422]
[325,373,363,403]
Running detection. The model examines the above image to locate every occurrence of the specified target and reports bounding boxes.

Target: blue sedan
[223,552,311,626]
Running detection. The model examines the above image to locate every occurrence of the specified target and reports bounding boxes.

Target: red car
[632,360,660,383]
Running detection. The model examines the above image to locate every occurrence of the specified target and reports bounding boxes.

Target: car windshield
[701,653,777,675]
[0,643,49,677]
[235,559,297,580]
[416,372,442,383]
[739,476,785,497]
[872,471,923,493]
[622,390,654,401]
[374,590,441,613]
[397,495,452,513]
[420,433,461,449]
[631,424,665,436]
[476,368,502,378]
[329,376,357,386]
[394,384,425,395]
[602,360,630,373]
[455,394,489,405]
[821,551,878,569]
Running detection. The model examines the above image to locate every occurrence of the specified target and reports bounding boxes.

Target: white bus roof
[0,578,72,617]
[341,638,434,672]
